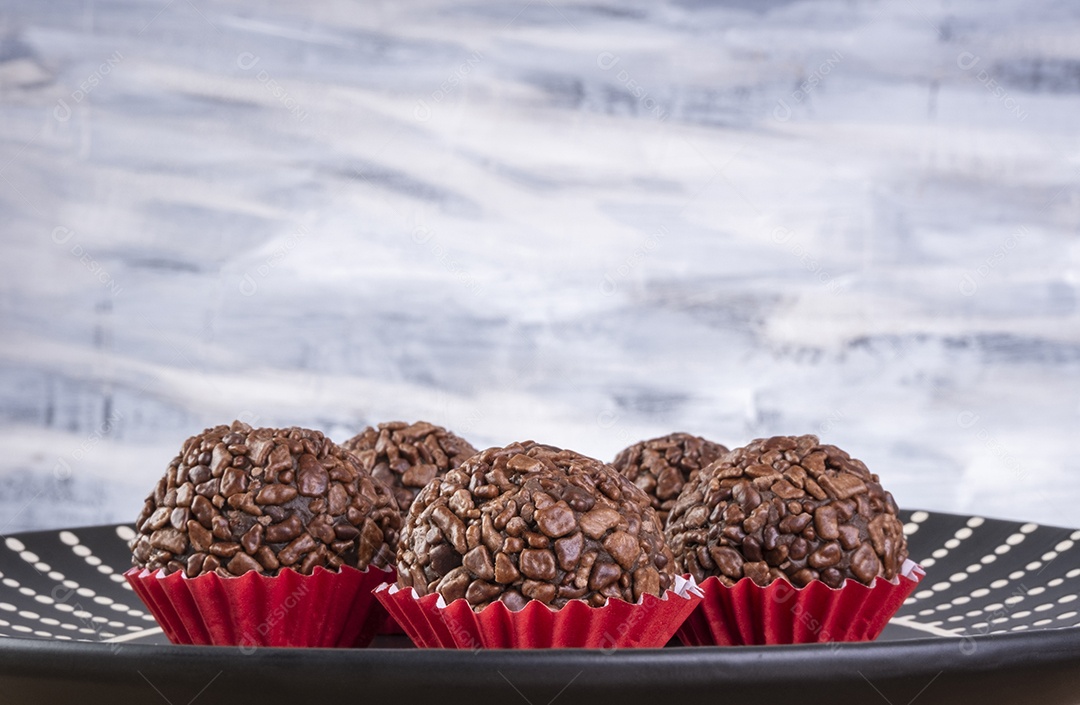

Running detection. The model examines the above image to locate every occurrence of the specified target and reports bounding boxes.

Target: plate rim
[2,512,1080,704]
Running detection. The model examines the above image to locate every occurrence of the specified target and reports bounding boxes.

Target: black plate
[1,510,1079,704]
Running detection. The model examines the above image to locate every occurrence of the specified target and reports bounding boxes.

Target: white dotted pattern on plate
[896,512,1080,638]
[1,514,1078,645]
[0,528,159,643]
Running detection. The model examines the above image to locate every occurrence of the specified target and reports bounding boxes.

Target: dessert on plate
[126,421,401,647]
[377,441,701,648]
[665,434,922,645]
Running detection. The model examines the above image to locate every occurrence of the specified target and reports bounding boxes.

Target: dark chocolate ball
[342,421,477,516]
[666,435,908,589]
[612,432,729,525]
[131,421,401,577]
[396,441,676,611]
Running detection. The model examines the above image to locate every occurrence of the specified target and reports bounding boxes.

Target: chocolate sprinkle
[612,432,729,525]
[343,421,477,516]
[131,421,401,577]
[396,441,676,611]
[666,435,908,588]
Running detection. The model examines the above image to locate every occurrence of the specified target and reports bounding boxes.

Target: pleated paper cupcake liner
[677,559,925,646]
[125,563,394,648]
[375,575,702,649]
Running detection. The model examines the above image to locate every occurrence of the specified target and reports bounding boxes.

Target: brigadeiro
[666,434,924,646]
[612,432,729,525]
[375,441,701,649]
[342,420,477,635]
[342,420,477,517]
[125,421,402,648]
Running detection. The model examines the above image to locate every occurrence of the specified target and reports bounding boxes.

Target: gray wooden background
[1,0,1078,532]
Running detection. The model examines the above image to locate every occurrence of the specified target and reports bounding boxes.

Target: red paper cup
[375,575,702,649]
[677,559,924,646]
[125,564,394,648]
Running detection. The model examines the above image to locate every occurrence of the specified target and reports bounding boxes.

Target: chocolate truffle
[131,421,401,578]
[396,441,676,611]
[612,432,729,525]
[343,421,477,516]
[666,435,907,589]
